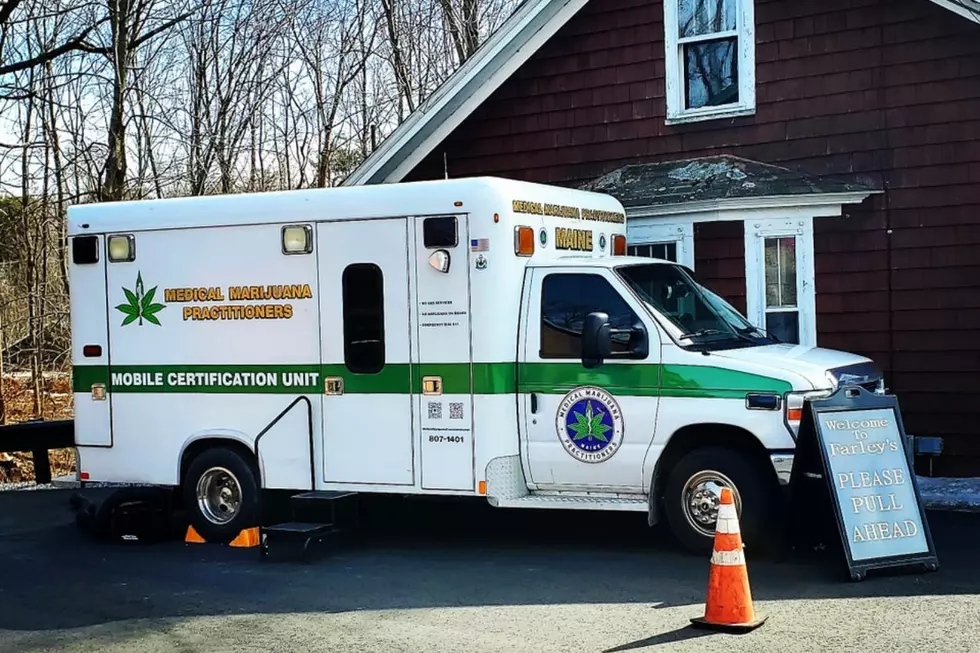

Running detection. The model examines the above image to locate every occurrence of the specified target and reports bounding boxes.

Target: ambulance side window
[540,273,639,359]
[342,263,385,374]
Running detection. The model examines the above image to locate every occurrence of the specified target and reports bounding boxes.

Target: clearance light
[612,234,627,256]
[282,224,312,254]
[91,383,106,401]
[428,249,451,273]
[479,480,487,495]
[80,472,90,480]
[107,234,135,262]
[515,226,535,256]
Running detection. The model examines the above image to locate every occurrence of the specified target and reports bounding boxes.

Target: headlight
[785,390,833,437]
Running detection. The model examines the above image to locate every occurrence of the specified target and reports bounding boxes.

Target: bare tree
[292,0,376,187]
[83,0,198,201]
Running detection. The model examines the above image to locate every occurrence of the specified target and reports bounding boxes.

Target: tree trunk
[102,0,132,202]
[0,313,5,425]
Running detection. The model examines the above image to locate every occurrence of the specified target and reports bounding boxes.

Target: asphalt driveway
[0,489,978,653]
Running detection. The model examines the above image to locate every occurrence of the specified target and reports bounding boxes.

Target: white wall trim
[625,190,880,220]
[928,0,980,23]
[744,217,817,347]
[627,193,880,348]
[626,218,696,269]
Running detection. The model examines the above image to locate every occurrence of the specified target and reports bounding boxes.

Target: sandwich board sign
[789,385,939,581]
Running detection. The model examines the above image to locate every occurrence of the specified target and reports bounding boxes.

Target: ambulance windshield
[616,263,777,350]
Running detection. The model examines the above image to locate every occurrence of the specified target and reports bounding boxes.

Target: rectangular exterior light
[514,226,534,257]
[612,234,627,256]
[282,225,312,254]
[107,234,135,262]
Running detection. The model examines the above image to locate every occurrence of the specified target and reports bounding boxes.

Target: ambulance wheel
[662,447,774,555]
[183,447,259,544]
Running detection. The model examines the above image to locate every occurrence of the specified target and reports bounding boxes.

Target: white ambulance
[66,177,883,553]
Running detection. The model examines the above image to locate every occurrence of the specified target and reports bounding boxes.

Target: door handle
[530,392,538,414]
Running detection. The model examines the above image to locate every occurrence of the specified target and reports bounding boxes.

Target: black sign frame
[789,385,939,582]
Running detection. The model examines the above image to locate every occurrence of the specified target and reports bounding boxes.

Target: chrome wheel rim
[681,470,740,538]
[196,466,242,525]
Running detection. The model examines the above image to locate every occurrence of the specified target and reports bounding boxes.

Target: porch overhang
[581,155,882,222]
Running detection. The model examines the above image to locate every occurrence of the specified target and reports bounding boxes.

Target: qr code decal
[449,402,464,420]
[427,402,442,419]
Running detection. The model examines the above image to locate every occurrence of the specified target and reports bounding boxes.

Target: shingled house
[344,0,980,476]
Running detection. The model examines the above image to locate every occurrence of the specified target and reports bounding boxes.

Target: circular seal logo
[555,386,624,463]
[599,234,607,251]
[539,228,548,248]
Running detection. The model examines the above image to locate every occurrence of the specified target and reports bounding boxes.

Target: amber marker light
[515,226,535,256]
[612,234,627,256]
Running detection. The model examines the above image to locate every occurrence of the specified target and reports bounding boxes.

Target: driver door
[518,267,662,492]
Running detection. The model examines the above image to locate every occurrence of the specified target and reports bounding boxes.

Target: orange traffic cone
[690,487,767,633]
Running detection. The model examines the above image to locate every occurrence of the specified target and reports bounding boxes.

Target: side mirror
[582,311,650,369]
[582,312,612,369]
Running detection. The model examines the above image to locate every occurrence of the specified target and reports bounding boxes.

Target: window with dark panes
[763,237,799,344]
[342,263,386,374]
[628,242,678,262]
[72,235,99,264]
[680,0,739,110]
[423,216,458,248]
[665,0,755,122]
[540,274,640,359]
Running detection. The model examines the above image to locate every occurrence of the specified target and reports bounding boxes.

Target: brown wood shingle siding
[405,0,980,473]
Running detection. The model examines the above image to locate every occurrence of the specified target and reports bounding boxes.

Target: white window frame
[663,0,756,125]
[626,221,695,269]
[744,217,816,348]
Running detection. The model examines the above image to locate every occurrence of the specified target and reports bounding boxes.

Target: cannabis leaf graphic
[115,271,165,326]
[567,401,612,443]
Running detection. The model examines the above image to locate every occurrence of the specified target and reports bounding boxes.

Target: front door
[318,219,415,486]
[518,267,662,492]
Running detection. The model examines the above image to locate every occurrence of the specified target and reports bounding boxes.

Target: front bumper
[770,453,793,485]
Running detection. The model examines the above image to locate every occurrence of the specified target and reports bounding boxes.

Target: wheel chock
[184,525,207,544]
[185,525,260,547]
[229,527,260,548]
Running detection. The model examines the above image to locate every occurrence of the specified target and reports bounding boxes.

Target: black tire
[662,446,776,555]
[182,446,259,544]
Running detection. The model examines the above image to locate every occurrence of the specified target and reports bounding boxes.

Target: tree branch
[0,19,109,75]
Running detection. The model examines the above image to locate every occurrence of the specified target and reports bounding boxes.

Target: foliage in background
[0,0,521,420]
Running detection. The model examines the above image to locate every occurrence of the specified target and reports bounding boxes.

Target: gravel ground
[0,489,978,653]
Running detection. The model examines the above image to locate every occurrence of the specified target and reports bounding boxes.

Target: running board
[491,494,648,512]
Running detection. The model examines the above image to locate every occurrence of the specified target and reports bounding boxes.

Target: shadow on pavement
[0,488,976,633]
[604,625,713,651]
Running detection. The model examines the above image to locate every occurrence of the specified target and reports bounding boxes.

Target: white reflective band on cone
[715,516,740,534]
[717,502,737,521]
[711,548,745,566]
[715,501,740,534]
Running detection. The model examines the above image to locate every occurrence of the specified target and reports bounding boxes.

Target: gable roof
[342,0,591,186]
[931,0,980,22]
[342,0,979,187]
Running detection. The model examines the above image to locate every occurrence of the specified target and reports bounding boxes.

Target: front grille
[859,380,880,393]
